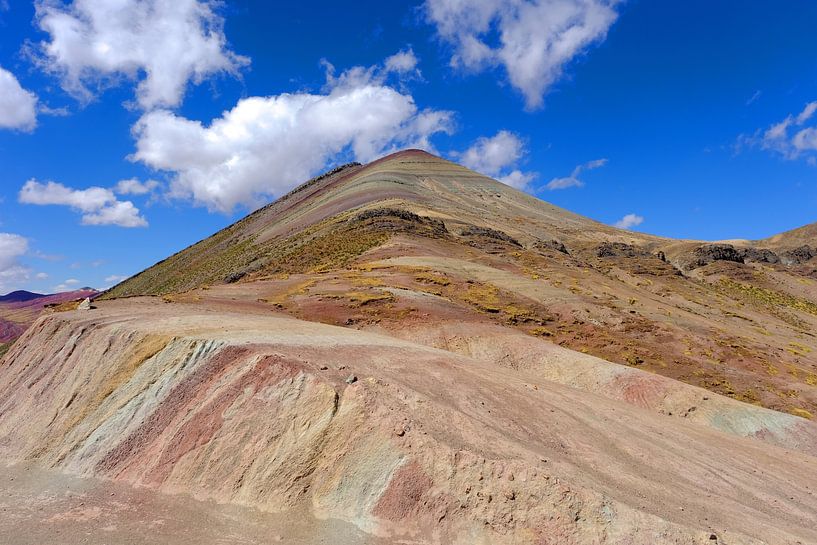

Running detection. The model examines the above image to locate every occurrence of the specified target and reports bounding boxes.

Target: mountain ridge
[105,149,816,298]
[2,149,817,543]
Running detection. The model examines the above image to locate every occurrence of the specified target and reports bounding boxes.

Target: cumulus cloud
[32,0,249,110]
[737,101,817,163]
[456,130,536,190]
[384,48,420,76]
[19,180,148,227]
[131,52,454,212]
[115,178,160,195]
[0,66,38,131]
[613,213,644,230]
[0,233,30,292]
[104,274,128,284]
[546,158,607,190]
[425,0,620,109]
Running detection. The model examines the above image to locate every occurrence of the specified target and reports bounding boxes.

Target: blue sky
[1,0,816,294]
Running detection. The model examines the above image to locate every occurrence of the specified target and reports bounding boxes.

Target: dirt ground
[0,462,382,545]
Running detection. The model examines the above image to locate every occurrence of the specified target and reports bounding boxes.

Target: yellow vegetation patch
[261,279,317,307]
[48,300,83,313]
[528,326,552,337]
[790,408,813,420]
[461,283,501,313]
[787,342,813,357]
[324,290,395,306]
[719,278,817,317]
[348,275,385,288]
[414,271,451,286]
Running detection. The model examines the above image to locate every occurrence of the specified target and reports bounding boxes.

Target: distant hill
[0,290,46,303]
[0,288,98,343]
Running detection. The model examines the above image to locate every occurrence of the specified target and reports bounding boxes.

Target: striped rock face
[1,300,816,544]
[4,150,817,543]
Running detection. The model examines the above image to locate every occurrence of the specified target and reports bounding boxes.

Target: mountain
[0,290,45,303]
[2,150,817,544]
[0,288,98,343]
[105,149,817,418]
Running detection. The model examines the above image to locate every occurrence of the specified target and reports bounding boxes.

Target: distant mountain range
[0,288,98,343]
[0,290,46,303]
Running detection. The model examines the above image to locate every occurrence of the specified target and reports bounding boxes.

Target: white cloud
[115,178,160,195]
[33,0,249,110]
[425,0,619,109]
[131,53,454,212]
[0,66,38,131]
[82,201,146,227]
[35,272,49,280]
[19,180,148,227]
[613,213,644,230]
[384,48,420,75]
[0,233,30,292]
[746,90,761,106]
[546,157,607,190]
[53,278,86,292]
[457,130,537,189]
[498,170,537,189]
[739,101,817,162]
[796,102,817,125]
[104,274,128,283]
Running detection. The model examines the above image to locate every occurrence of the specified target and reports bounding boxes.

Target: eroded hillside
[105,150,817,418]
[3,150,817,544]
[2,301,817,544]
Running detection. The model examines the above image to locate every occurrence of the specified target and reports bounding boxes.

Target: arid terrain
[2,150,817,544]
[0,288,98,356]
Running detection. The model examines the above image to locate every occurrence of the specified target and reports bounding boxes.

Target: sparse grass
[0,341,12,359]
[324,291,395,306]
[348,275,385,288]
[528,326,553,337]
[790,408,814,420]
[787,342,813,357]
[261,279,317,307]
[719,278,817,317]
[414,271,450,286]
[461,283,502,313]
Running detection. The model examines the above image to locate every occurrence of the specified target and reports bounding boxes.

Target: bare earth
[0,462,378,545]
[1,299,816,544]
[2,150,817,543]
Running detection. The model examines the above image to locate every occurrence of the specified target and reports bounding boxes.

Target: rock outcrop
[1,302,816,544]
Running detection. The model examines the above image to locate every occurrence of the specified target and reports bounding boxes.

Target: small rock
[345,375,358,384]
[319,365,328,370]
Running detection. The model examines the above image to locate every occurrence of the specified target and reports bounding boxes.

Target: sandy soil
[0,462,380,545]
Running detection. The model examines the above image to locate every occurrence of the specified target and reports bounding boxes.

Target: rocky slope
[104,150,817,418]
[2,150,817,543]
[2,300,816,544]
